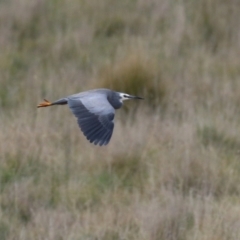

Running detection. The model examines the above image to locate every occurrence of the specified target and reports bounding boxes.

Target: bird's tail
[37,99,52,108]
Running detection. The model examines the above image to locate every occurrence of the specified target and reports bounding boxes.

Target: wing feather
[67,93,115,146]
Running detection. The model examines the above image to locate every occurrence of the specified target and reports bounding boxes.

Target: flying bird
[37,88,143,146]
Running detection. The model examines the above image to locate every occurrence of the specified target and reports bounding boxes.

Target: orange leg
[37,99,52,108]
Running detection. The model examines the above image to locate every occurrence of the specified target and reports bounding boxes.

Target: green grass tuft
[95,16,126,38]
[198,126,240,153]
[0,221,9,240]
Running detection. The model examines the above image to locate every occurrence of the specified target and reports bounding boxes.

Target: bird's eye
[123,95,128,98]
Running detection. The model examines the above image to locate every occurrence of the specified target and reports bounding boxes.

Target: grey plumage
[37,88,143,146]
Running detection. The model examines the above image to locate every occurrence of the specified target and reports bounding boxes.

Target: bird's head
[118,92,143,103]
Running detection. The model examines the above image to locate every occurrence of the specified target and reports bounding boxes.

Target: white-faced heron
[37,88,143,146]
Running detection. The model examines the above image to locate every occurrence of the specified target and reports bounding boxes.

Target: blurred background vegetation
[1,0,240,239]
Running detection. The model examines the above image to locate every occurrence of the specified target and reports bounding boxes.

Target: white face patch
[119,93,131,102]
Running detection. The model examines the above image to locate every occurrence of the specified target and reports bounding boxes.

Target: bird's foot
[37,99,52,108]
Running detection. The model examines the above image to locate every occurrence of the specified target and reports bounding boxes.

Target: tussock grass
[96,52,166,108]
[1,0,240,239]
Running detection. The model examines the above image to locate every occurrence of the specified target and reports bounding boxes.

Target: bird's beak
[129,95,144,100]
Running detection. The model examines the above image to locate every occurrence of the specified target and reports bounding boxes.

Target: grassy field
[1,0,240,239]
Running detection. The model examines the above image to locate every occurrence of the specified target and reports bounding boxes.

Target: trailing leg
[37,98,68,108]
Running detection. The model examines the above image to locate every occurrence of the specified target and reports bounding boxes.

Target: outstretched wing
[68,93,115,146]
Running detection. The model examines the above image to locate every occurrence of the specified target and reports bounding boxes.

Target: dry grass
[1,0,240,239]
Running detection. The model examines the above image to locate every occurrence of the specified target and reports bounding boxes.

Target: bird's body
[37,88,143,146]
